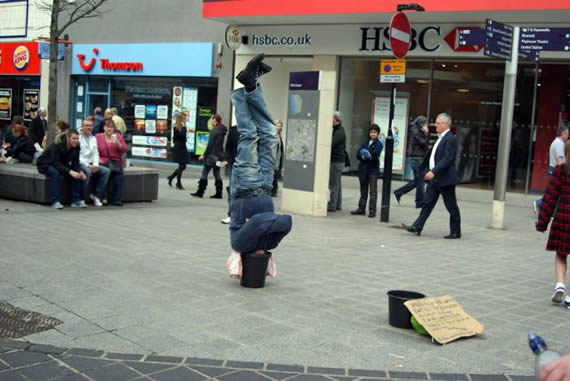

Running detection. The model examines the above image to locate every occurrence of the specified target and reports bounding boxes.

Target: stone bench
[0,163,159,205]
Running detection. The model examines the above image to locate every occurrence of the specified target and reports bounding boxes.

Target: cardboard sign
[404,295,484,344]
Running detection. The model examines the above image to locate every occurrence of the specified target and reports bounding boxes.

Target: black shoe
[210,194,223,199]
[190,192,203,198]
[444,233,461,239]
[350,209,365,215]
[368,212,376,218]
[236,53,265,89]
[402,223,421,236]
[394,192,401,205]
[176,183,184,190]
[167,176,174,187]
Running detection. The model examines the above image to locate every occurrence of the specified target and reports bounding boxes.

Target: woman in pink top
[95,119,128,206]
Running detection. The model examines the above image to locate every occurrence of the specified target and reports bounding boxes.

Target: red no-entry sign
[389,12,412,59]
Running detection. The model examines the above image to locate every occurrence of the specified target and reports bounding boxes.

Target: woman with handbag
[95,119,127,206]
[167,111,189,190]
[190,114,227,199]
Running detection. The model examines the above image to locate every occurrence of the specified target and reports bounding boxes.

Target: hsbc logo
[359,26,441,52]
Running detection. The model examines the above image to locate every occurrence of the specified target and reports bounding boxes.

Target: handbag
[104,138,123,174]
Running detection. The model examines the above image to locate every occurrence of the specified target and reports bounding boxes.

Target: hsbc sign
[360,26,441,52]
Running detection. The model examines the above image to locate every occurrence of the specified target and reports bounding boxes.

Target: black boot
[176,182,184,190]
[167,171,176,187]
[210,179,223,199]
[236,53,271,92]
[350,208,365,215]
[191,179,207,198]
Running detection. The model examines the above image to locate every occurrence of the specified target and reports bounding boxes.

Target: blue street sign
[520,27,570,52]
[458,29,485,46]
[484,19,513,60]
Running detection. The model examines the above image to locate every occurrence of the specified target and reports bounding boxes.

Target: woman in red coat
[536,140,570,309]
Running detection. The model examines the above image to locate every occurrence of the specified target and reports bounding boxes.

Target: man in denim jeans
[534,126,568,215]
[229,54,292,254]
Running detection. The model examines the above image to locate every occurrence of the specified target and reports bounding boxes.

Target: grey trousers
[328,162,344,211]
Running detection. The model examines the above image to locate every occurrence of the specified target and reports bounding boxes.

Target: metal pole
[380,83,396,222]
[491,26,520,229]
[524,61,539,195]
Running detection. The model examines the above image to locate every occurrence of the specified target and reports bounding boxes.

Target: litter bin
[241,251,271,288]
[387,290,425,329]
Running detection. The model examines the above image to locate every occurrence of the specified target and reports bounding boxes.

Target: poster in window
[0,89,13,120]
[195,131,209,155]
[156,120,168,134]
[134,119,145,132]
[170,86,198,152]
[23,89,39,121]
[145,105,157,120]
[145,119,156,134]
[371,93,410,172]
[157,105,168,120]
[134,105,146,119]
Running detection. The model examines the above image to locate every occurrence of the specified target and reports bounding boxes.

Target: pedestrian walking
[328,111,346,212]
[167,110,189,190]
[394,115,430,208]
[534,126,568,215]
[536,140,570,309]
[190,114,227,199]
[351,124,383,218]
[402,113,461,239]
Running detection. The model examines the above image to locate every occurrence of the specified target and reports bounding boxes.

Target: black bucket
[387,290,425,329]
[241,251,271,288]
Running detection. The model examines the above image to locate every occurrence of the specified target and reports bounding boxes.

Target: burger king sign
[13,45,30,70]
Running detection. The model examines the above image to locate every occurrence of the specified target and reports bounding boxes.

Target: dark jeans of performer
[394,157,425,207]
[358,174,378,213]
[231,206,292,253]
[38,165,82,204]
[328,162,344,210]
[200,164,221,181]
[412,181,461,235]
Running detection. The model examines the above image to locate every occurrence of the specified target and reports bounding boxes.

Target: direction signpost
[380,11,411,223]
[484,19,514,60]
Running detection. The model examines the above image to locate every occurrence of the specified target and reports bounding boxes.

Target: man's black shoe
[444,233,461,239]
[350,209,365,215]
[368,212,376,218]
[394,192,401,205]
[402,223,421,236]
[236,53,265,89]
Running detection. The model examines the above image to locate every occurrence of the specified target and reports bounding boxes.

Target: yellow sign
[380,59,407,75]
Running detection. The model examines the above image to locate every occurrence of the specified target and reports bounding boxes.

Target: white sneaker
[552,286,565,304]
[90,194,103,207]
[71,201,87,208]
[221,216,231,224]
[51,202,63,209]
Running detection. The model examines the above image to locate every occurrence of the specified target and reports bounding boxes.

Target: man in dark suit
[30,108,47,146]
[402,113,461,239]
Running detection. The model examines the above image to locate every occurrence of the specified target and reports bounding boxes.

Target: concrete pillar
[281,55,339,217]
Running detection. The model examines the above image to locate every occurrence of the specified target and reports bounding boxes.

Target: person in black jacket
[221,124,239,224]
[393,115,430,208]
[167,111,189,190]
[36,129,87,209]
[191,114,227,199]
[3,123,35,163]
[29,108,47,146]
[328,111,346,212]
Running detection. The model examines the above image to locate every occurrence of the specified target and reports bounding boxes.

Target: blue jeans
[394,157,426,207]
[81,164,110,200]
[229,87,291,253]
[230,87,277,198]
[38,165,82,204]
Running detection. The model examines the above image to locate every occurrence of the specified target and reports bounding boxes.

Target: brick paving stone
[149,366,207,381]
[123,361,176,375]
[0,341,31,350]
[429,373,469,381]
[0,370,27,380]
[55,374,91,381]
[189,365,237,378]
[266,363,305,373]
[64,348,104,357]
[28,344,67,354]
[16,360,75,381]
[349,368,388,378]
[217,370,272,380]
[0,350,50,368]
[185,357,224,366]
[225,360,265,369]
[388,371,428,380]
[285,375,335,381]
[104,352,144,361]
[260,370,303,380]
[509,376,535,381]
[84,362,141,380]
[145,355,184,364]
[58,356,113,372]
[470,375,509,381]
[307,366,345,375]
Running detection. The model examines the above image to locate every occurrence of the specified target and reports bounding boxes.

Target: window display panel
[110,77,217,163]
[0,77,40,130]
[338,58,430,172]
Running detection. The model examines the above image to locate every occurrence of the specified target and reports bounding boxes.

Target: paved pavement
[0,167,568,380]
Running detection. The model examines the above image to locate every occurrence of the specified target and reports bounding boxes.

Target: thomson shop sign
[72,43,214,77]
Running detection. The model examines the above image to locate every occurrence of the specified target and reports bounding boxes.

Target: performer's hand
[424,171,434,182]
[198,155,204,161]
